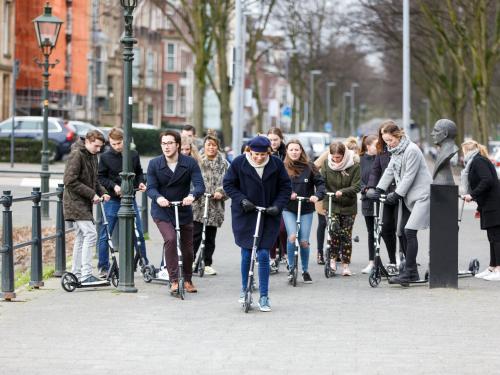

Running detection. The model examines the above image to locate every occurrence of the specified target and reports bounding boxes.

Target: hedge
[131,128,163,156]
[0,138,57,163]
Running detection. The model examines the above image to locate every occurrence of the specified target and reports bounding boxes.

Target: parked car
[297,132,331,159]
[67,120,106,141]
[0,116,77,161]
[490,148,500,179]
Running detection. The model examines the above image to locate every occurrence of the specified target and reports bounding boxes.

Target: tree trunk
[193,68,206,136]
[217,45,232,146]
[250,62,264,134]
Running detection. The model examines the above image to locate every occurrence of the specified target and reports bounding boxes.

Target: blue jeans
[241,248,270,297]
[282,210,313,273]
[97,199,148,271]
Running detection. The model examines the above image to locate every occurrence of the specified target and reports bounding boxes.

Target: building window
[145,50,155,88]
[147,104,154,124]
[132,48,141,87]
[3,1,12,56]
[132,103,139,122]
[95,46,106,85]
[179,86,186,116]
[164,83,176,116]
[165,43,176,72]
[104,75,114,112]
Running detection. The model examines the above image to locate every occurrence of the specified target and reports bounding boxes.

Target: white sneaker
[483,270,500,281]
[204,265,217,275]
[361,263,374,274]
[475,268,493,279]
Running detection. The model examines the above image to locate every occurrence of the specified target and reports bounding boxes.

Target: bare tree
[151,0,213,135]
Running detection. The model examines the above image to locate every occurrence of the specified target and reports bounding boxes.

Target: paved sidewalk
[1,201,499,374]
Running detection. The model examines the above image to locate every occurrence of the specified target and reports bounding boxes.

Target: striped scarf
[388,136,410,183]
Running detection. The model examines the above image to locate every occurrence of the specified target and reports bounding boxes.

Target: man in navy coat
[147,130,205,294]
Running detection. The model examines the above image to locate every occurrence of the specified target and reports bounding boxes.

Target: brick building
[0,0,15,120]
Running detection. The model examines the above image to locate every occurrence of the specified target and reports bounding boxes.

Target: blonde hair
[181,135,201,163]
[344,136,360,153]
[461,139,489,157]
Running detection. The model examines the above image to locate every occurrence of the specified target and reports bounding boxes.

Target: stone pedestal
[429,184,458,288]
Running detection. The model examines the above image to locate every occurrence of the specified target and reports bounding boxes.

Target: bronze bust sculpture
[431,119,459,185]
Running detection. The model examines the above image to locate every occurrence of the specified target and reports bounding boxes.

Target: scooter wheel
[292,266,298,287]
[244,291,252,313]
[142,265,154,283]
[324,262,330,278]
[61,272,78,292]
[469,259,480,275]
[111,270,119,288]
[368,269,381,288]
[424,270,430,281]
[179,279,185,300]
[199,260,205,278]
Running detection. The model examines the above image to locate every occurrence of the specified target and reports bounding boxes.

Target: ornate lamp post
[33,2,62,218]
[118,0,138,292]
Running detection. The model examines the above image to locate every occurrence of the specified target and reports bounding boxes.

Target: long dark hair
[376,120,400,154]
[284,139,315,177]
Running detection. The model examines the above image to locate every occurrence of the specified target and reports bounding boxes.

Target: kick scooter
[289,197,309,287]
[194,193,212,277]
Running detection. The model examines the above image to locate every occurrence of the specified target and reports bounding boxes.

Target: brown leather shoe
[184,281,197,293]
[170,281,179,293]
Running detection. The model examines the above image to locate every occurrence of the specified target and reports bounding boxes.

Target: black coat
[285,163,325,215]
[223,154,292,249]
[98,148,145,200]
[360,154,376,216]
[468,154,500,229]
[146,153,205,225]
[367,149,396,193]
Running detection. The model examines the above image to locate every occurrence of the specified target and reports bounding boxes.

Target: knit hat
[248,136,271,152]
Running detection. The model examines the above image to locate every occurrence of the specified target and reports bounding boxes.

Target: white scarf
[327,149,355,176]
[246,152,269,179]
[460,150,479,195]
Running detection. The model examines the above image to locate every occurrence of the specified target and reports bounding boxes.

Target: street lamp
[33,2,63,218]
[341,92,351,137]
[325,82,336,130]
[349,82,359,136]
[308,69,322,131]
[118,0,138,293]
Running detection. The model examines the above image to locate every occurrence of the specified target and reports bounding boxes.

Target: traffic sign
[324,122,332,132]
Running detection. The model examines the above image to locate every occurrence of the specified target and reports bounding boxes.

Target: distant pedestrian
[366,122,400,268]
[282,139,325,283]
[192,133,229,276]
[266,127,287,271]
[97,127,148,278]
[375,121,432,285]
[359,134,379,274]
[321,141,361,276]
[461,140,500,281]
[63,130,110,285]
[223,135,292,312]
[180,135,201,163]
[147,130,205,295]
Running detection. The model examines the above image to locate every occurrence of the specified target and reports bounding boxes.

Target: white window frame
[165,43,176,72]
[164,83,176,116]
[145,49,155,88]
[3,1,12,56]
[132,47,141,87]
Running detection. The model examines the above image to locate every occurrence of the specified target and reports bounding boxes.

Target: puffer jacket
[63,141,107,221]
[321,159,361,216]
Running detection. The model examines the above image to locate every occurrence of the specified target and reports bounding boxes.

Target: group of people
[62,119,500,312]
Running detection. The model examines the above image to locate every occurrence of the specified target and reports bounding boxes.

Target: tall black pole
[118,3,137,293]
[40,53,51,218]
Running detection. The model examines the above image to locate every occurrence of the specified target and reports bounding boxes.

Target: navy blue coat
[223,154,292,249]
[146,154,205,225]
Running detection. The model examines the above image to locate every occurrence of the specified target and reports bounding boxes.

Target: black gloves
[241,199,256,213]
[366,188,384,200]
[266,206,280,216]
[385,192,401,205]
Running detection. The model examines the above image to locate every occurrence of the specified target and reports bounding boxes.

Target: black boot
[389,269,420,285]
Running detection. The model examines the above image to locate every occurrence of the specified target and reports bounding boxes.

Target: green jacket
[321,161,361,215]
